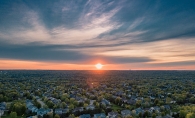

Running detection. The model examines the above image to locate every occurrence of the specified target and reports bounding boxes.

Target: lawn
[111,103,123,111]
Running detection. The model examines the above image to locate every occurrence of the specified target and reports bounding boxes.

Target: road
[37,99,46,108]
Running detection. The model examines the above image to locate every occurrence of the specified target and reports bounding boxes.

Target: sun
[95,63,103,69]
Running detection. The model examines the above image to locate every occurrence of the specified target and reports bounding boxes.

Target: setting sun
[95,63,103,69]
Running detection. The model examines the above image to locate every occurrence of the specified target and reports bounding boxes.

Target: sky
[0,0,195,70]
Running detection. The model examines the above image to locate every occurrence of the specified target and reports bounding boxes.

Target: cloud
[0,0,122,45]
[1,0,195,46]
[0,0,195,69]
[0,42,153,64]
[96,38,195,64]
[95,0,195,44]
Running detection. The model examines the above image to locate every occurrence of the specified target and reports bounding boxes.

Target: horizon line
[0,69,195,71]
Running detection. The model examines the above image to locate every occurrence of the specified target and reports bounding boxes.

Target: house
[121,110,131,118]
[0,102,6,107]
[137,97,144,101]
[101,85,107,88]
[86,105,95,110]
[37,108,49,117]
[26,100,38,113]
[79,114,91,118]
[0,102,6,111]
[131,95,136,100]
[27,105,38,113]
[112,95,117,99]
[164,105,171,110]
[159,95,165,99]
[26,101,33,108]
[153,106,160,112]
[127,94,131,98]
[101,99,111,106]
[94,113,106,118]
[70,94,76,98]
[62,108,69,114]
[150,106,160,113]
[115,91,123,96]
[78,99,85,103]
[149,96,155,101]
[31,106,38,113]
[73,107,84,112]
[90,100,96,105]
[170,101,176,104]
[134,108,143,115]
[0,110,4,117]
[127,99,136,105]
[108,111,119,118]
[48,97,61,104]
[55,108,63,115]
[149,107,154,113]
[122,98,127,103]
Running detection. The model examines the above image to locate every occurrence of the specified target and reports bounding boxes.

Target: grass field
[111,103,123,111]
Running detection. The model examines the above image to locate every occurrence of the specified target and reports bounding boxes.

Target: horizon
[0,0,195,70]
[0,69,195,72]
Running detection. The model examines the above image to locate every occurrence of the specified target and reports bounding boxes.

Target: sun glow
[95,63,103,69]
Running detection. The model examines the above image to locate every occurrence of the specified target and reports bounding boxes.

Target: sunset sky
[0,0,195,70]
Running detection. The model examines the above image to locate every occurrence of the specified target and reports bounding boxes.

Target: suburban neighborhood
[0,70,195,118]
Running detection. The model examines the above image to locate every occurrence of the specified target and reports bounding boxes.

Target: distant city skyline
[0,0,195,70]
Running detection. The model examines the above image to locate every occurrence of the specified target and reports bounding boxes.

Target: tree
[0,94,3,102]
[65,98,70,103]
[69,104,74,110]
[161,112,165,116]
[10,112,17,118]
[98,96,103,102]
[101,104,106,109]
[138,112,142,118]
[160,106,165,111]
[47,112,53,118]
[189,113,195,118]
[61,102,67,108]
[84,103,88,108]
[143,111,149,117]
[95,102,99,108]
[179,110,187,118]
[73,101,78,107]
[47,100,54,108]
[86,99,90,104]
[126,116,133,118]
[131,110,136,117]
[189,97,195,103]
[115,97,121,105]
[61,93,69,102]
[70,98,75,103]
[11,102,26,116]
[54,114,60,118]
[136,100,141,108]
[3,96,8,102]
[152,113,156,118]
[43,105,48,109]
[154,99,159,105]
[101,109,105,113]
[69,114,75,118]
[34,100,41,108]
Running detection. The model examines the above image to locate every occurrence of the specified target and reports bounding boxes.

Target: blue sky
[0,0,195,70]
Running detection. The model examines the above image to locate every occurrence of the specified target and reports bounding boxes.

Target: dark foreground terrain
[0,70,195,118]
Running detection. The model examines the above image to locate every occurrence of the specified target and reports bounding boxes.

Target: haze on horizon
[0,0,195,70]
